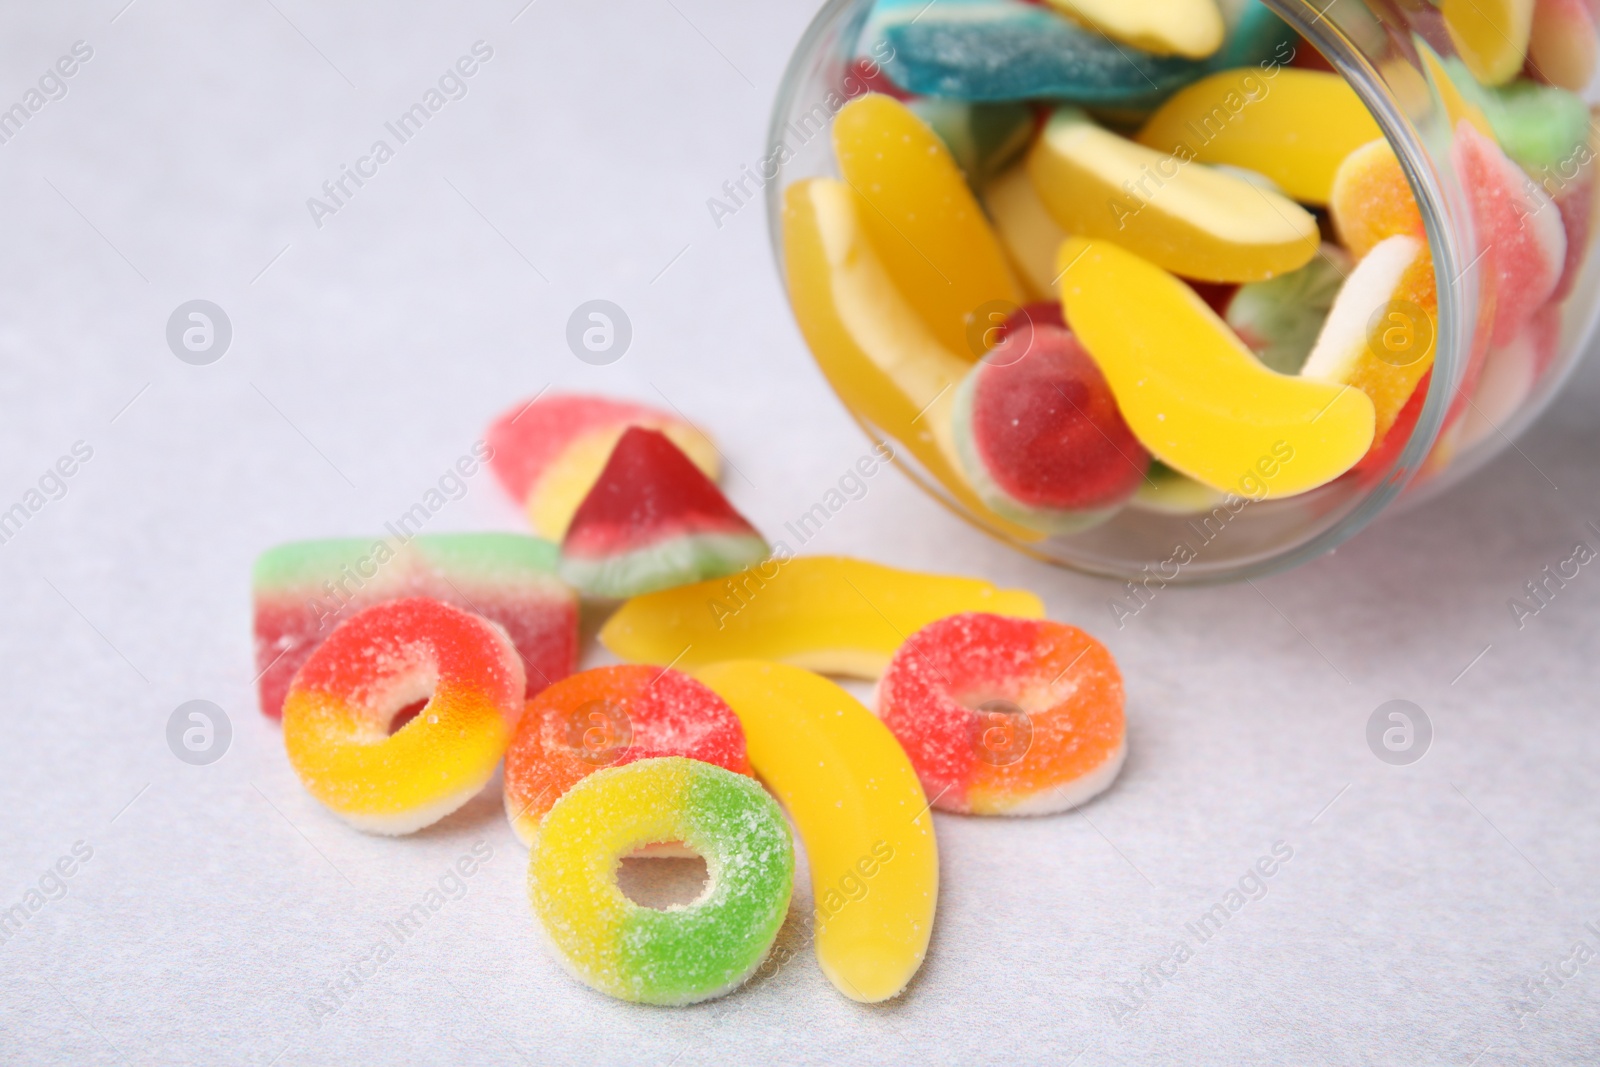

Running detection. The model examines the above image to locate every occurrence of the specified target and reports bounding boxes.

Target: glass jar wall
[767,0,1600,581]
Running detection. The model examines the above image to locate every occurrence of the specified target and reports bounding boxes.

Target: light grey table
[0,2,1596,1063]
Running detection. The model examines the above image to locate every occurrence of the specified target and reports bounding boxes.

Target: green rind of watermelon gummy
[559,533,770,599]
[253,533,560,592]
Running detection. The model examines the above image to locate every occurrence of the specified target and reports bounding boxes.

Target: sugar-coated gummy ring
[503,665,751,847]
[875,612,1125,815]
[528,757,794,1005]
[282,597,526,835]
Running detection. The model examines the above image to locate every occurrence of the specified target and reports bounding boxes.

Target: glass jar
[766,0,1599,582]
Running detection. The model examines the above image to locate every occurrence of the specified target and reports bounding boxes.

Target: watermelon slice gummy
[485,393,720,540]
[252,533,578,718]
[559,427,769,598]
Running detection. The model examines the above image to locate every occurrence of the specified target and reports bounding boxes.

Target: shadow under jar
[767,0,1600,582]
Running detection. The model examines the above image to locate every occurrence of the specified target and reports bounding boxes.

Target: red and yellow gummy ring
[283,597,526,834]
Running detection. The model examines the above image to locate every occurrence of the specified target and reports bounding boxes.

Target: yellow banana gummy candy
[781,177,1042,541]
[694,661,938,1003]
[1028,107,1320,283]
[1136,68,1381,204]
[1442,0,1534,85]
[833,94,1021,358]
[984,164,1072,302]
[600,554,1044,678]
[1057,237,1374,497]
[1042,0,1224,58]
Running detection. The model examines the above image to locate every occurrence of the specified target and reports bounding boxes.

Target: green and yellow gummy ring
[528,756,794,1005]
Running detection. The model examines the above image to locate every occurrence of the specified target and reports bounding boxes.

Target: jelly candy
[1478,79,1587,176]
[984,165,1071,301]
[1454,311,1548,451]
[781,177,1041,540]
[876,613,1126,814]
[503,665,751,846]
[1452,121,1566,346]
[952,316,1149,533]
[1329,138,1424,260]
[253,533,576,718]
[558,427,768,599]
[1040,0,1225,58]
[695,661,937,1003]
[834,95,1021,358]
[863,0,1205,105]
[282,598,525,835]
[600,554,1043,678]
[1351,368,1429,476]
[847,56,914,101]
[1418,45,1498,141]
[1057,237,1375,497]
[1028,107,1320,283]
[527,757,793,1005]
[1442,0,1535,86]
[1225,248,1352,374]
[908,98,1036,188]
[1301,234,1437,443]
[1136,69,1381,204]
[1528,0,1598,90]
[487,393,719,541]
[1550,156,1596,302]
[1445,59,1590,174]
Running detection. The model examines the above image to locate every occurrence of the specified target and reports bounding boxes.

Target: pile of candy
[781,0,1595,536]
[253,392,1126,1005]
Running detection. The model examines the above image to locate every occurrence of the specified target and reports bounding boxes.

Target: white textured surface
[1,2,1598,1064]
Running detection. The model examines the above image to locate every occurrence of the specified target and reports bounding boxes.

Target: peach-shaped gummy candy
[1330,139,1424,261]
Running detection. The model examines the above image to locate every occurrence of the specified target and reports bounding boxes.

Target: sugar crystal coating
[252,533,576,718]
[282,597,525,835]
[876,612,1125,815]
[504,665,752,846]
[528,757,793,1005]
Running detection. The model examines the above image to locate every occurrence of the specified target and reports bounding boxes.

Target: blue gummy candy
[864,0,1206,105]
[1210,0,1298,70]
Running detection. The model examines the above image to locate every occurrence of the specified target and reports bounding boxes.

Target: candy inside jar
[768,0,1600,581]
